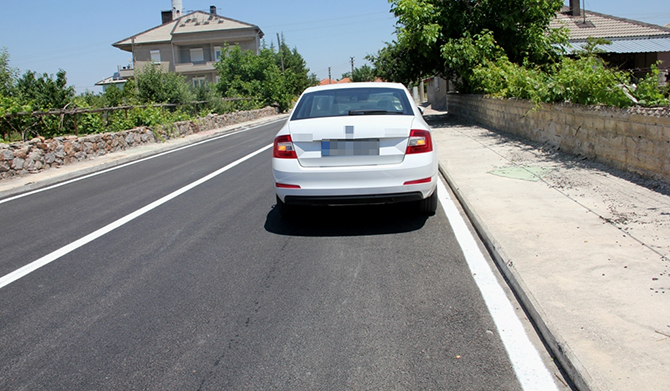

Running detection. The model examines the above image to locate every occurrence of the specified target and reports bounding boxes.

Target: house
[98,2,263,89]
[551,0,670,83]
[95,72,129,92]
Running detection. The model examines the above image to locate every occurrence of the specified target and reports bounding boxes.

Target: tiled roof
[551,6,670,40]
[113,11,263,49]
[173,12,253,35]
[564,36,670,54]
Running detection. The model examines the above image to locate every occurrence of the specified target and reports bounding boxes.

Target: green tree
[7,69,76,139]
[16,69,74,110]
[215,45,293,111]
[276,35,318,94]
[369,0,566,90]
[0,47,17,97]
[366,40,417,85]
[341,64,378,82]
[135,64,192,104]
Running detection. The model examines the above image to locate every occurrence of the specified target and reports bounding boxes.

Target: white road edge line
[437,180,558,391]
[0,143,273,290]
[0,119,283,205]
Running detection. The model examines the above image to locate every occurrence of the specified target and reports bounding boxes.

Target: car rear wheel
[418,190,437,215]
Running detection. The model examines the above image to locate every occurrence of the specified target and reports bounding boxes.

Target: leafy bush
[470,51,668,108]
[135,65,192,105]
[631,65,668,106]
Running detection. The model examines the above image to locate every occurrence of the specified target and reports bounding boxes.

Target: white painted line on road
[0,144,273,290]
[0,119,283,205]
[437,180,558,391]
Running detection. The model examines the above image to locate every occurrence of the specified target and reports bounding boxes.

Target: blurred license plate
[321,139,380,156]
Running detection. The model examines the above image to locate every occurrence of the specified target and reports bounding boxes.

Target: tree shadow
[264,202,429,237]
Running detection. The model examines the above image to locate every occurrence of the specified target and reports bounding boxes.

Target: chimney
[210,5,217,15]
[172,0,183,19]
[161,10,173,24]
[569,0,581,16]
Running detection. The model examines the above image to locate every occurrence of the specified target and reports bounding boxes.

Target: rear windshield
[291,87,414,120]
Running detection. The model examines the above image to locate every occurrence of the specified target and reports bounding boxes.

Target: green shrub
[631,65,668,106]
[471,54,668,108]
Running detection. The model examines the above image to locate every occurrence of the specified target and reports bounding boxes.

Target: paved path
[425,108,670,391]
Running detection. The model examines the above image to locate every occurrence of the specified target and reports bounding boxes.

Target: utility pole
[350,57,355,76]
[328,67,332,84]
[277,33,284,73]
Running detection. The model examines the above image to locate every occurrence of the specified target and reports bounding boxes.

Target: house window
[190,48,204,63]
[214,46,222,61]
[192,77,207,88]
[150,50,161,63]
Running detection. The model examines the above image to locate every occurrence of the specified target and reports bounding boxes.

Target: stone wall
[0,106,279,180]
[445,94,670,182]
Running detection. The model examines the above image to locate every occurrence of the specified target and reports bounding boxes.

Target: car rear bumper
[273,152,438,204]
[284,191,425,206]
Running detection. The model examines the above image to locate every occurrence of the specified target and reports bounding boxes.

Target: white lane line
[437,180,558,391]
[0,119,283,205]
[0,144,273,290]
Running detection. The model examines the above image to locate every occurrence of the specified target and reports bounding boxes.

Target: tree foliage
[1,50,77,139]
[369,0,566,89]
[0,48,17,97]
[215,41,316,112]
[367,0,667,108]
[16,69,75,111]
[135,64,193,105]
[1,38,318,141]
[342,64,378,82]
[275,35,318,95]
[470,52,668,107]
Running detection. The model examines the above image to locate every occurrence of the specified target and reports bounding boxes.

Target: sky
[1,0,669,94]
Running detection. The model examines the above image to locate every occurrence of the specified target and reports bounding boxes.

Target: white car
[272,82,438,217]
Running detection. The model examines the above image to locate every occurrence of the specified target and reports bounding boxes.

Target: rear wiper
[348,109,401,115]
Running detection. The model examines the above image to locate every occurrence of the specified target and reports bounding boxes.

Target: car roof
[302,82,408,94]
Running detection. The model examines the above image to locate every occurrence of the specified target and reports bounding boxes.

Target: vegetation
[341,65,378,82]
[369,0,566,87]
[367,0,668,108]
[1,38,316,142]
[215,39,317,112]
[469,37,669,107]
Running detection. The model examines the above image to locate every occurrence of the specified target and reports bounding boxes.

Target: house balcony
[118,67,134,79]
[174,61,217,74]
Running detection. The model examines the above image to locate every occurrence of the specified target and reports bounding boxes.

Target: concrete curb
[438,163,591,391]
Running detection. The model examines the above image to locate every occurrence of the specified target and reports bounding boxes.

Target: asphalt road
[1,120,543,390]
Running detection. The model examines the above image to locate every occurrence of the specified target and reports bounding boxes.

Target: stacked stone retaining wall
[445,94,670,182]
[0,106,279,180]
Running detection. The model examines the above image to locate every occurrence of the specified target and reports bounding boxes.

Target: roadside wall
[445,94,670,182]
[0,106,279,180]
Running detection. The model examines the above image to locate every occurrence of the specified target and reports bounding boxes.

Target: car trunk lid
[288,116,414,167]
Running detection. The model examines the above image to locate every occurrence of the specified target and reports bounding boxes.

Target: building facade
[97,4,263,90]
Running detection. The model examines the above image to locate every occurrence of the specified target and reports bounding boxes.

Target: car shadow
[264,202,429,237]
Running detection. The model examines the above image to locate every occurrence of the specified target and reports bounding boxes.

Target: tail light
[273,135,297,159]
[405,129,433,154]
